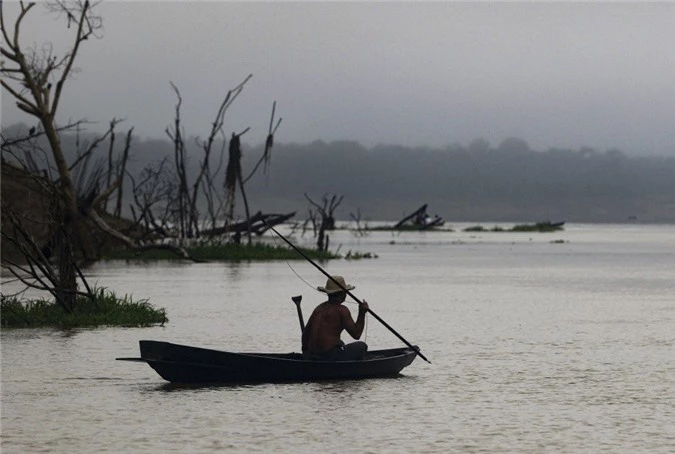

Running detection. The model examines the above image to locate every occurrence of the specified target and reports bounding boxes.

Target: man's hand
[358,300,369,313]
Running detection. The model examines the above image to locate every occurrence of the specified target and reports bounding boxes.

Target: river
[1,223,674,453]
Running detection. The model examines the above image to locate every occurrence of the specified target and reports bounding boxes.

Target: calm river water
[1,223,674,453]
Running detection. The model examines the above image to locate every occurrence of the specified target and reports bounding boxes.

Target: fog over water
[2,2,675,156]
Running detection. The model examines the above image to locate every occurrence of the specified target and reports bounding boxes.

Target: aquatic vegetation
[1,287,168,329]
[464,225,493,232]
[463,222,563,233]
[510,222,564,232]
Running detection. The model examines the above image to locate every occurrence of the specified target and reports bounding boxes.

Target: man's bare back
[302,298,368,354]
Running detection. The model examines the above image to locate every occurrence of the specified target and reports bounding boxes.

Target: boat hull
[118,340,418,384]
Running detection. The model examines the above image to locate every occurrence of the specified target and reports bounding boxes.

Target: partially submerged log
[201,211,295,237]
[394,204,444,230]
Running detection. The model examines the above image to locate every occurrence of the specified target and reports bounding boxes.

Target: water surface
[2,224,674,453]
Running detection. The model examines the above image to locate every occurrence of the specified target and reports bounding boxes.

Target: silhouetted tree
[1,1,104,262]
[304,193,343,251]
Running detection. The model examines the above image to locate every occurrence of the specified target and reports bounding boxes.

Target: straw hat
[317,275,355,294]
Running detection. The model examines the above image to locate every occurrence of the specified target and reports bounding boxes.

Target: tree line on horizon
[230,137,675,223]
[5,122,675,223]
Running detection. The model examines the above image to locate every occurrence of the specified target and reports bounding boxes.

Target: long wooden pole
[266,223,431,364]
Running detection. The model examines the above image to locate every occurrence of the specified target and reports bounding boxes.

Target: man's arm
[340,302,368,339]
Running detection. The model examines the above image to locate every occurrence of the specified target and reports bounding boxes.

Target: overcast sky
[2,1,674,156]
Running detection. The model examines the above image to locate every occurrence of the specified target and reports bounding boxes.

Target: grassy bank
[102,242,341,261]
[1,288,168,329]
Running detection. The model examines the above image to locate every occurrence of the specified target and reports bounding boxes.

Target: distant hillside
[240,141,675,223]
[3,124,675,223]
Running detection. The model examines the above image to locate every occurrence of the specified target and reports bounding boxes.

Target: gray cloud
[2,1,674,155]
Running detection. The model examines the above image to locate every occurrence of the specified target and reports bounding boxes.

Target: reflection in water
[2,225,674,453]
[149,382,261,393]
[148,375,412,394]
[224,260,249,282]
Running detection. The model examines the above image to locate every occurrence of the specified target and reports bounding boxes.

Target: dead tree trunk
[114,127,133,218]
[304,193,343,251]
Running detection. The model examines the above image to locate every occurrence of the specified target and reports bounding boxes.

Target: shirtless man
[302,276,369,361]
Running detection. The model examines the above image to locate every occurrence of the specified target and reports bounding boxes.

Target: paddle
[291,295,305,333]
[265,222,431,364]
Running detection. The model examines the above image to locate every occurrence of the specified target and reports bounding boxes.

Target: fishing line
[267,229,318,293]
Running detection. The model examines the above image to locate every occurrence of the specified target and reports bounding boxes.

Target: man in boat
[302,275,369,361]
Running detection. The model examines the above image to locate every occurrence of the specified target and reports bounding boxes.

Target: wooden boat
[117,340,418,384]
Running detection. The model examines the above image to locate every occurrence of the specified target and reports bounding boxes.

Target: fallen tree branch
[87,208,204,263]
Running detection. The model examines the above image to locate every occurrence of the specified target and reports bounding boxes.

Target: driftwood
[394,204,444,230]
[201,211,295,237]
[87,209,203,262]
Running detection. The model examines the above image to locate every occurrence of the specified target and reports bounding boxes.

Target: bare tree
[304,193,343,251]
[195,75,252,235]
[113,126,133,217]
[165,76,259,241]
[1,0,106,261]
[200,138,227,230]
[128,79,283,248]
[161,77,281,246]
[350,209,370,237]
[1,3,201,308]
[0,166,95,312]
[242,101,282,184]
[128,157,175,239]
[223,101,282,245]
[164,83,191,238]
